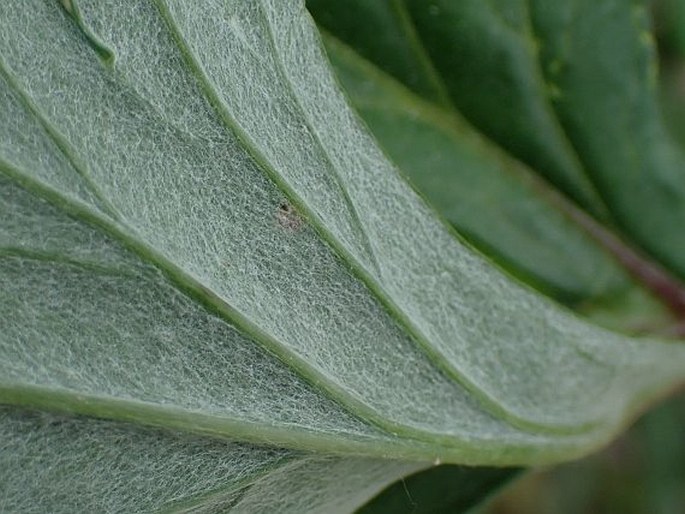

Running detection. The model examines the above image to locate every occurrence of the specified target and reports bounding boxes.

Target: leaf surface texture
[1,0,685,512]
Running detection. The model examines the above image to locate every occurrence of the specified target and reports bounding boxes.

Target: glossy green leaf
[530,0,685,280]
[2,0,685,512]
[655,0,685,58]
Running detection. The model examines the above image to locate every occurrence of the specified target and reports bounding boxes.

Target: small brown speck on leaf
[276,201,303,231]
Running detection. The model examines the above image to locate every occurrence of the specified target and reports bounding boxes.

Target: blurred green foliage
[478,3,685,512]
[478,391,685,514]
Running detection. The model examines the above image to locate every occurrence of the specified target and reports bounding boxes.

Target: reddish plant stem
[564,204,685,321]
[522,165,685,327]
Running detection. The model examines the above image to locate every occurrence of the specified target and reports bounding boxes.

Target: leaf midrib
[0,314,592,465]
[0,158,406,449]
[7,156,602,463]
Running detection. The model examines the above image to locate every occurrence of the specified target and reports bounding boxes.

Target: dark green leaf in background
[357,465,519,514]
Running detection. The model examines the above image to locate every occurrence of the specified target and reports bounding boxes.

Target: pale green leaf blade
[1,0,591,462]
[1,1,685,512]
